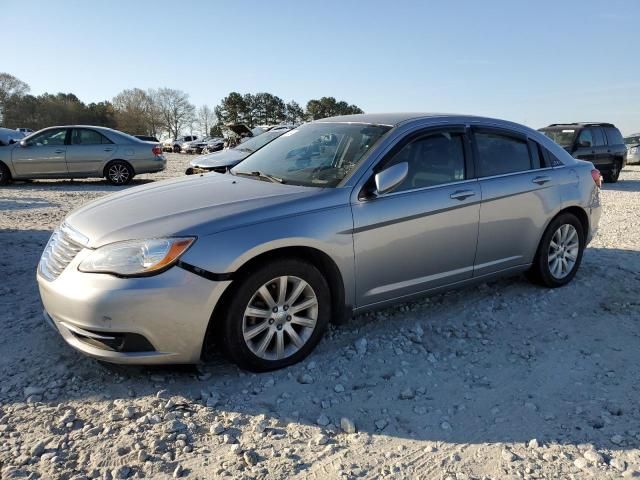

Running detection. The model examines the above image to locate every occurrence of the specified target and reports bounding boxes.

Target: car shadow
[602,178,640,192]
[2,233,639,452]
[0,196,58,211]
[5,178,156,193]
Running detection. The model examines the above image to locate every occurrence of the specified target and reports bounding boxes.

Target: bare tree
[197,105,215,137]
[0,73,30,125]
[112,88,157,136]
[153,88,196,140]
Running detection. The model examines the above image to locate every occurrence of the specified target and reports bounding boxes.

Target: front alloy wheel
[219,259,330,371]
[243,276,318,361]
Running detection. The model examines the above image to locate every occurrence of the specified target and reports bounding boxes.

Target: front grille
[39,224,87,281]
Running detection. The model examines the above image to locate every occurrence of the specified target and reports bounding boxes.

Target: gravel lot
[1,155,639,479]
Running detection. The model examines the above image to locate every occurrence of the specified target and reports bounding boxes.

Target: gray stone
[340,417,356,434]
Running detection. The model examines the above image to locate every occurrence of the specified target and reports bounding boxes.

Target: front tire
[527,213,585,288]
[0,162,12,186]
[105,161,134,186]
[220,259,331,372]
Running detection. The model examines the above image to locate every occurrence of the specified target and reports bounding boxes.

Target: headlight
[78,237,195,276]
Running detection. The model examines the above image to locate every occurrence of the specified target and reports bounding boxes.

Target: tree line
[0,72,364,140]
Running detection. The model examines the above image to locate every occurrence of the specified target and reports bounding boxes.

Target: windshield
[232,123,390,187]
[539,128,577,147]
[234,130,287,153]
[624,135,640,146]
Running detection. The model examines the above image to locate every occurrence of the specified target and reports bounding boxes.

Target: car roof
[543,122,616,128]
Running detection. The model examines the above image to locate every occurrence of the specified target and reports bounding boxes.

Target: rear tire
[219,259,331,372]
[105,160,134,186]
[173,145,181,153]
[603,159,621,183]
[0,162,12,186]
[527,213,585,288]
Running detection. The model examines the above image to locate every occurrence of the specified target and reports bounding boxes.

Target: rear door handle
[54,149,64,154]
[450,190,476,200]
[532,175,551,185]
[104,148,113,152]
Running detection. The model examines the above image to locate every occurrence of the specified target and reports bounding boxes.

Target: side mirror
[374,162,408,195]
[8,139,16,145]
[577,140,591,148]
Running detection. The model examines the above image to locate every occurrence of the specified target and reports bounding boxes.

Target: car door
[351,127,480,307]
[472,127,563,277]
[11,128,69,176]
[590,127,609,169]
[571,128,596,163]
[66,128,117,175]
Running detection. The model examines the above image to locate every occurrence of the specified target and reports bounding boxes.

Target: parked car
[37,113,601,371]
[201,137,225,154]
[16,127,33,135]
[624,133,640,165]
[538,122,626,182]
[185,128,291,175]
[0,125,166,186]
[134,135,160,143]
[170,135,198,153]
[0,127,24,146]
[183,136,224,154]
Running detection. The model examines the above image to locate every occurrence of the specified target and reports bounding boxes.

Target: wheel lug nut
[277,324,283,330]
[272,307,278,313]
[287,315,291,321]
[268,319,274,324]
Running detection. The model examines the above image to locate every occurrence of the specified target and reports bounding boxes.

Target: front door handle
[532,175,551,185]
[104,148,113,152]
[54,149,64,154]
[450,190,476,201]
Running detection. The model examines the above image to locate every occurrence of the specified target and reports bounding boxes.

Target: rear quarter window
[604,127,624,145]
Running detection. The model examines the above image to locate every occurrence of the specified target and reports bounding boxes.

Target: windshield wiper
[235,171,285,184]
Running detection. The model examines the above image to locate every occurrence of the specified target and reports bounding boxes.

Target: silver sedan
[0,125,166,185]
[37,113,601,371]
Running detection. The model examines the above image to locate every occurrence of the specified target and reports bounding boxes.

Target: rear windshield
[539,128,577,147]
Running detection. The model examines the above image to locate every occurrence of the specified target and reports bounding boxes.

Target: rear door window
[474,131,532,177]
[72,129,112,145]
[591,128,606,146]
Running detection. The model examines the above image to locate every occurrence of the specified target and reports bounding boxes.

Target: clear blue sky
[4,0,639,134]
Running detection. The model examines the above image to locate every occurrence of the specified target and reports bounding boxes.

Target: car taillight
[591,169,602,188]
[152,145,162,156]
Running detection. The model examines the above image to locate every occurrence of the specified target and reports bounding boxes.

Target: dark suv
[538,123,627,182]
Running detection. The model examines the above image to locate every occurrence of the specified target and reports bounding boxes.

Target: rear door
[66,128,117,175]
[590,127,609,169]
[472,127,563,277]
[352,127,480,306]
[11,128,69,176]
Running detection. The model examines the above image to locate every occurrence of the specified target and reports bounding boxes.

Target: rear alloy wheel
[220,259,330,371]
[0,162,11,186]
[527,213,585,288]
[105,161,134,186]
[603,160,621,183]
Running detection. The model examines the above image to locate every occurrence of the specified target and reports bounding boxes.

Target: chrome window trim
[476,166,555,182]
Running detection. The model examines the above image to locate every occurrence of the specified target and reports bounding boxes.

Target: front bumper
[37,252,231,364]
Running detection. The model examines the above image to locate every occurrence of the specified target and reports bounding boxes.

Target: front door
[11,128,69,176]
[66,128,117,175]
[352,128,480,307]
[572,128,596,163]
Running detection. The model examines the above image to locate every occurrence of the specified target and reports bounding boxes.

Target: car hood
[190,148,247,168]
[65,174,321,248]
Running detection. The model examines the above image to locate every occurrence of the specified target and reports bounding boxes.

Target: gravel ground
[1,155,639,479]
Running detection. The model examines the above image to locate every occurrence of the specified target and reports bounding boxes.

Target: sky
[3,0,639,134]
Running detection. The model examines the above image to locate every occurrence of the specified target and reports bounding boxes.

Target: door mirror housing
[374,162,408,196]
